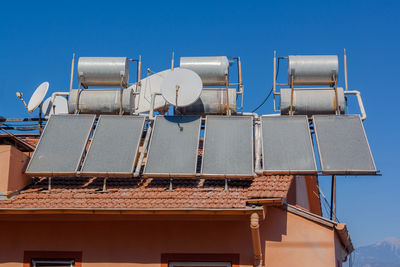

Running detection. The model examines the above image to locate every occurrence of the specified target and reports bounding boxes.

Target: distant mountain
[352,237,400,267]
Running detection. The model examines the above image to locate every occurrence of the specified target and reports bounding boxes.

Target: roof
[0,134,38,152]
[0,176,293,210]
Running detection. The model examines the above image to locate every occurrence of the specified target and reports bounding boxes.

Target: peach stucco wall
[0,145,30,196]
[0,209,341,267]
[262,207,336,267]
[0,216,254,267]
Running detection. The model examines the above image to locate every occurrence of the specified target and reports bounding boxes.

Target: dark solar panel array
[25,114,377,178]
[26,114,95,176]
[201,116,253,177]
[261,116,317,174]
[313,115,377,175]
[143,116,201,177]
[80,115,145,176]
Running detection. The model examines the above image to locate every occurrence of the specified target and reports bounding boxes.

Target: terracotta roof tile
[0,175,293,210]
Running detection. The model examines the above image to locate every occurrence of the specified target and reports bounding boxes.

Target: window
[23,252,82,267]
[31,259,74,267]
[162,254,239,267]
[169,262,231,267]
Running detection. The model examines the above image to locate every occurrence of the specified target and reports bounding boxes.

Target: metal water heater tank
[68,89,135,114]
[280,87,345,115]
[78,57,129,87]
[180,56,229,85]
[288,55,338,85]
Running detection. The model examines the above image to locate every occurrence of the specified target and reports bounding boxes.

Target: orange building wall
[262,207,336,267]
[0,209,342,267]
[0,216,254,267]
[0,145,30,196]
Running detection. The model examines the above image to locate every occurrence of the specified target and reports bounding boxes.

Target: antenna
[160,69,202,107]
[17,82,49,113]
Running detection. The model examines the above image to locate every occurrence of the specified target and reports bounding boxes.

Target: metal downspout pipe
[250,213,263,267]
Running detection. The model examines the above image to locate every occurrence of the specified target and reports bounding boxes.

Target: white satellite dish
[41,96,68,118]
[27,82,49,113]
[160,69,202,107]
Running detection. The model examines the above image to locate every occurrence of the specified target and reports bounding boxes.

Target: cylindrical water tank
[280,87,345,115]
[68,89,135,114]
[288,55,338,85]
[77,57,129,87]
[180,56,229,86]
[178,88,236,115]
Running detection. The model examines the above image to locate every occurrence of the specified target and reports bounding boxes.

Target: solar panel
[80,115,145,176]
[25,114,96,176]
[313,115,377,175]
[201,116,253,178]
[261,115,317,174]
[143,116,201,177]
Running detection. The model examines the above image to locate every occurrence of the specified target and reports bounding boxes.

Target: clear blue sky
[0,0,399,247]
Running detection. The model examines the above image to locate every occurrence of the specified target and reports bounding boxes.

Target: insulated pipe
[344,91,367,121]
[49,92,70,115]
[69,53,75,94]
[149,93,162,119]
[138,55,142,85]
[233,57,244,111]
[250,213,263,267]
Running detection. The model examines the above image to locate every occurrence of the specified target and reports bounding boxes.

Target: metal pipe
[0,128,37,149]
[69,53,75,93]
[134,120,153,177]
[344,90,367,120]
[237,57,243,90]
[50,92,70,115]
[241,112,263,176]
[74,83,81,114]
[344,49,348,91]
[120,76,124,115]
[225,75,231,115]
[334,80,340,115]
[330,175,334,220]
[5,118,43,122]
[149,93,162,119]
[235,57,244,111]
[334,175,337,222]
[289,75,294,116]
[273,50,276,95]
[250,213,263,267]
[171,52,174,70]
[138,55,142,85]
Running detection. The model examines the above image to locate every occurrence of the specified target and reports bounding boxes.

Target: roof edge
[286,204,335,228]
[0,207,264,216]
[285,204,353,255]
[335,223,354,254]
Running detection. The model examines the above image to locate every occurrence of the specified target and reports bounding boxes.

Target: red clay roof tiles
[0,176,293,210]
